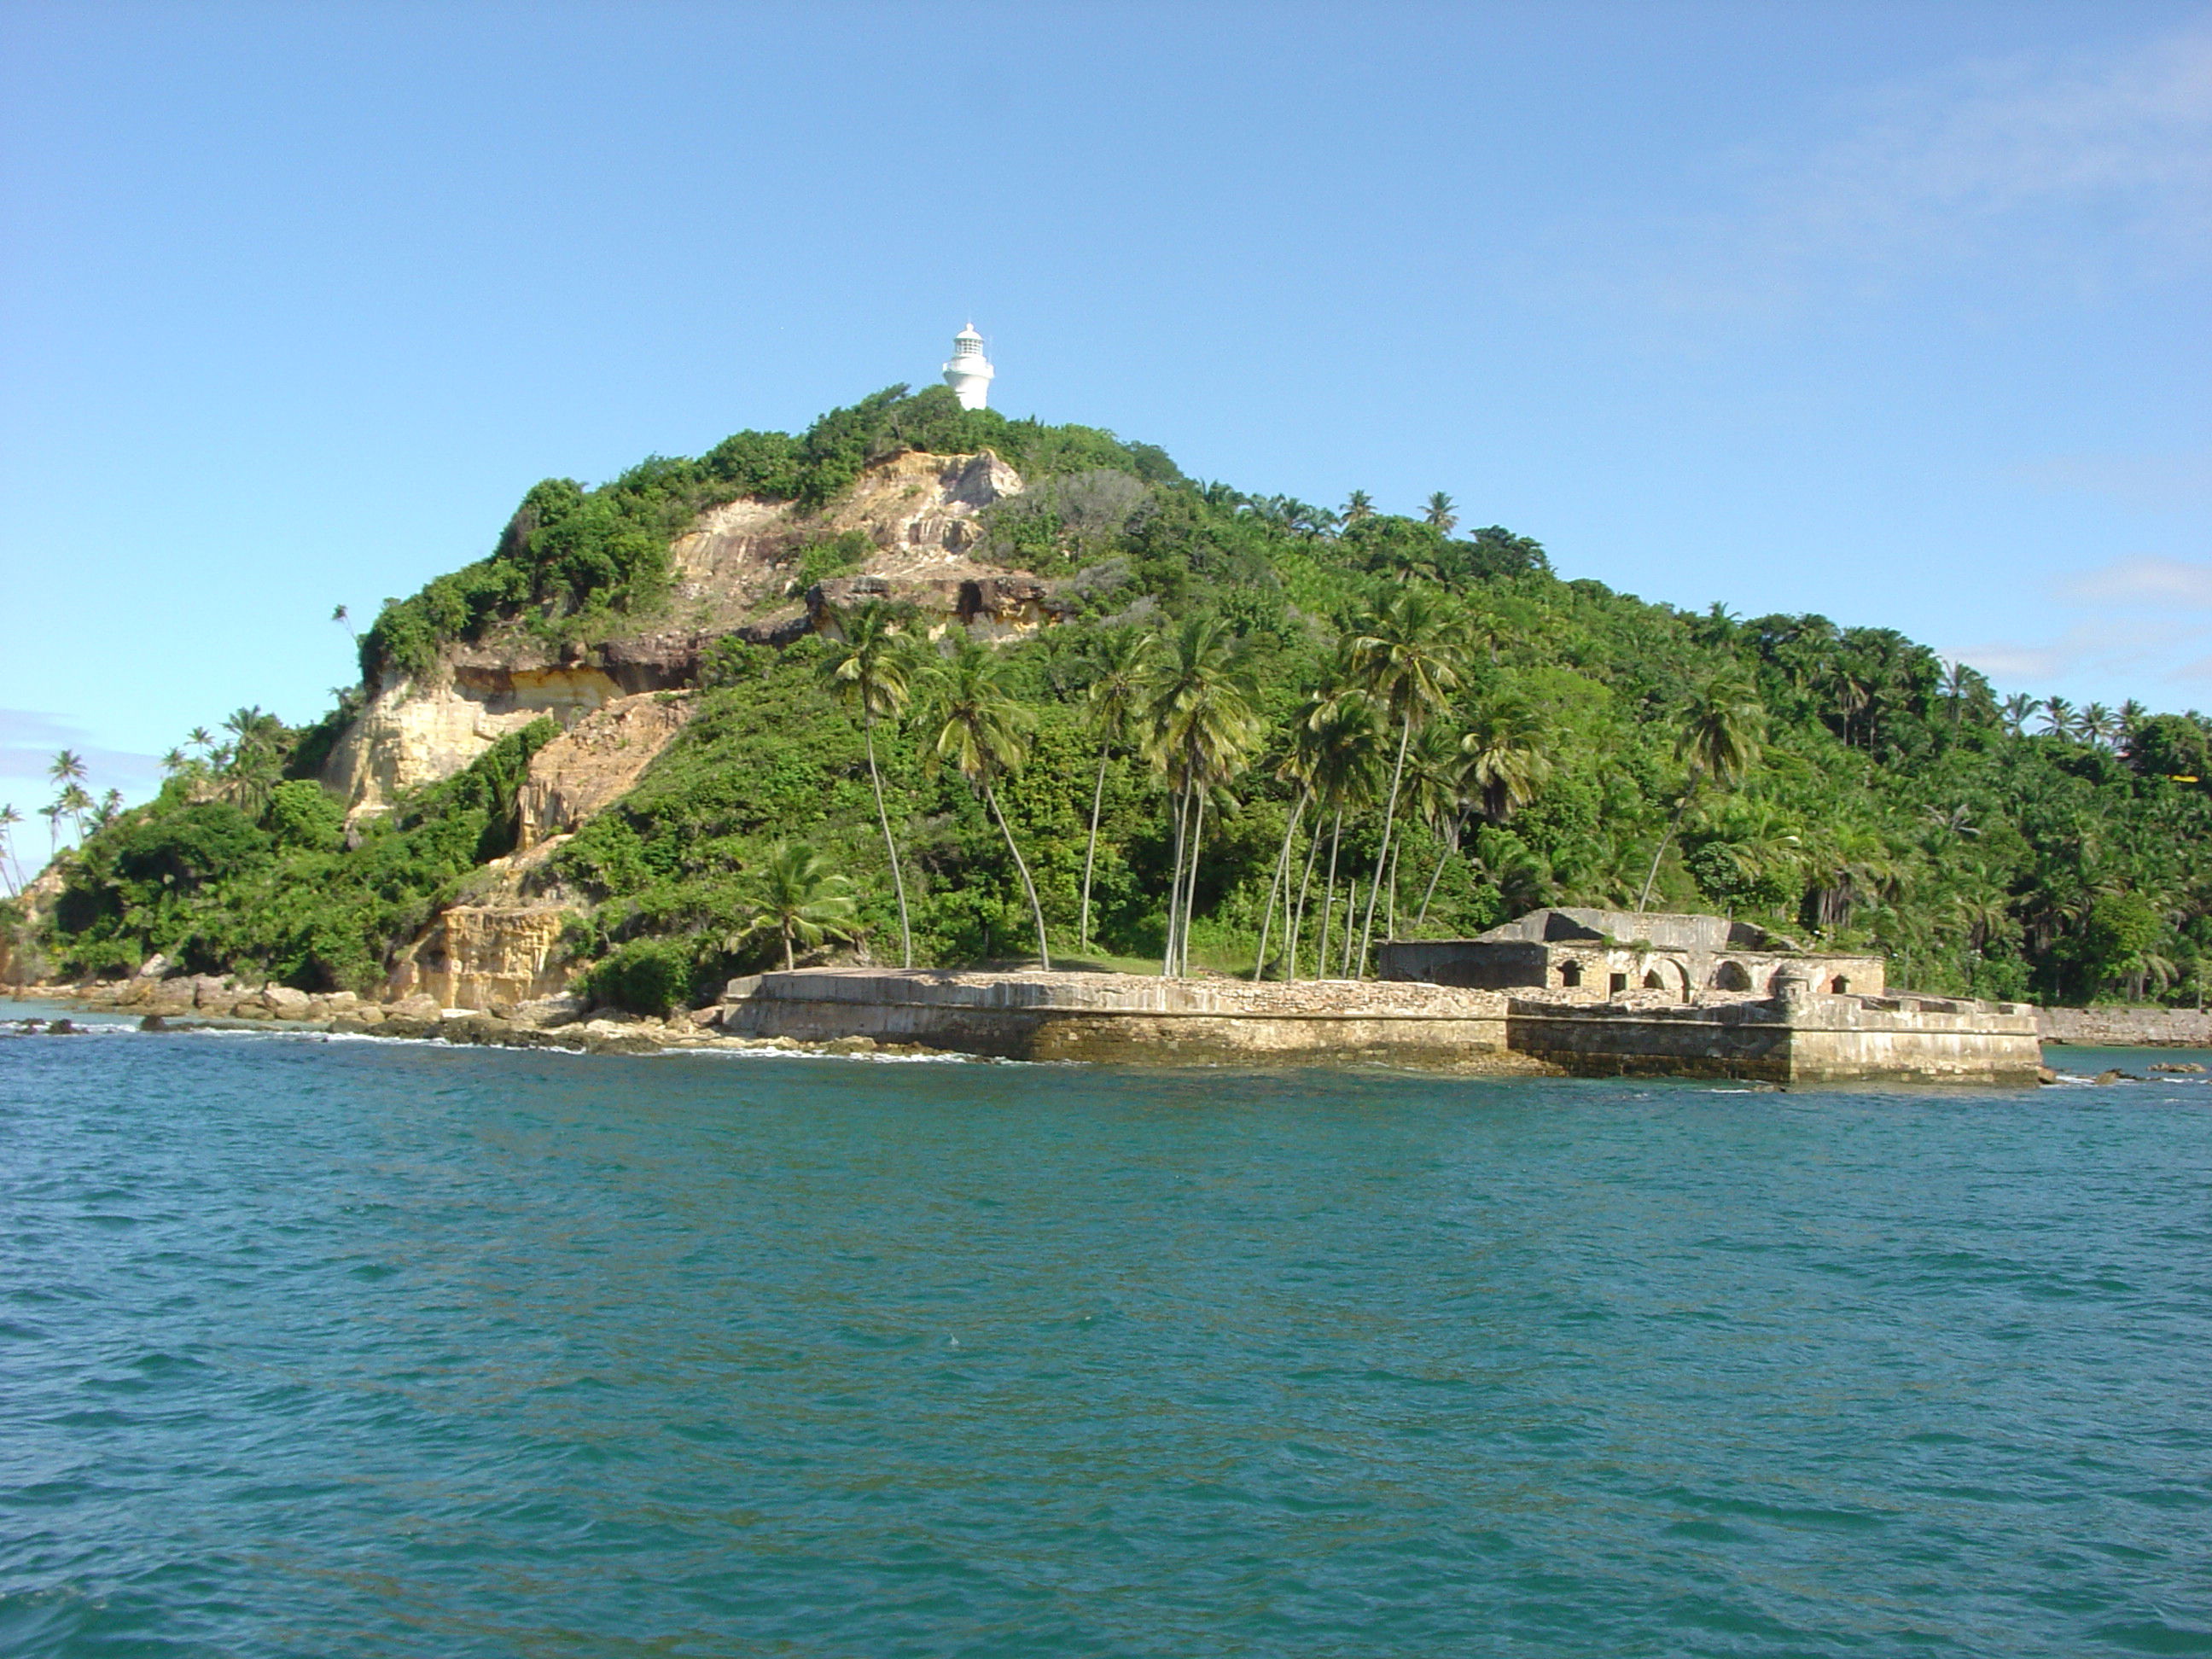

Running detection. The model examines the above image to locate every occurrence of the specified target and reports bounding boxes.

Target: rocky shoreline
[3,974,958,1061]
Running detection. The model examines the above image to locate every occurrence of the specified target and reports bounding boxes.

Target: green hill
[12,383,2211,1012]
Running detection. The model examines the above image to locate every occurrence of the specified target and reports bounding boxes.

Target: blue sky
[3,1,2208,821]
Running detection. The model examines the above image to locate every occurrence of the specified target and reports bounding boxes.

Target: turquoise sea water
[3,1010,2209,1657]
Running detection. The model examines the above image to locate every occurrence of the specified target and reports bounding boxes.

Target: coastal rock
[387,904,576,1012]
[387,993,442,1022]
[261,987,313,1021]
[511,992,589,1028]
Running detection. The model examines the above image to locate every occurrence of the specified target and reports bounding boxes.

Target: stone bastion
[718,968,2043,1084]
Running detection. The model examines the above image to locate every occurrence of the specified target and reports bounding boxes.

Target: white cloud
[1624,20,2212,311]
[2059,556,2212,608]
[1951,619,2191,685]
[0,708,160,805]
[2017,446,2212,510]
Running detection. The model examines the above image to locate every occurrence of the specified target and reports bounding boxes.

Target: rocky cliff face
[516,691,695,849]
[386,903,576,1011]
[326,449,1045,817]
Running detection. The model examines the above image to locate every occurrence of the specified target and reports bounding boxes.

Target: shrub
[582,936,694,1016]
[267,781,344,852]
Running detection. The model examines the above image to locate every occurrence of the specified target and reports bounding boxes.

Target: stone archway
[1713,959,1752,992]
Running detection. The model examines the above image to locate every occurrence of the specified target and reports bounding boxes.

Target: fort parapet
[717,965,2044,1084]
[720,969,1533,1070]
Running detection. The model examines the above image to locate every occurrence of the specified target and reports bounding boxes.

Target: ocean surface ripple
[3,1014,2209,1656]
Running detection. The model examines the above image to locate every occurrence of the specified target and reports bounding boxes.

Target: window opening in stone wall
[1560,961,1581,987]
[1831,975,1850,993]
[1609,972,1628,995]
[1714,960,1751,991]
[1644,970,1664,989]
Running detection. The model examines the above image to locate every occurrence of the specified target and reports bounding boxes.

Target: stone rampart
[2039,1006,2212,1048]
[1508,992,2043,1085]
[726,969,1524,1068]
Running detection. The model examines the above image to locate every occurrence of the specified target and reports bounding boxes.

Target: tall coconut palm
[1142,617,1260,977]
[1295,687,1382,979]
[2040,696,2076,739]
[1423,492,1458,533]
[1341,490,1375,527]
[818,602,918,967]
[58,783,94,841]
[1077,626,1156,954]
[1252,687,1340,981]
[1343,588,1464,972]
[747,841,859,970]
[1459,696,1552,827]
[2000,694,2039,737]
[0,803,21,896]
[921,637,1052,969]
[1636,675,1764,913]
[47,749,87,837]
[39,801,62,859]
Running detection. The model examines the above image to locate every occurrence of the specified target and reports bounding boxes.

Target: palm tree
[1076,626,1156,954]
[2040,696,2076,738]
[1291,685,1381,981]
[2081,702,2117,749]
[39,801,62,859]
[818,602,918,967]
[1423,698,1552,926]
[921,637,1052,969]
[2000,694,2039,737]
[747,841,859,971]
[1938,661,1976,731]
[1343,588,1464,972]
[48,749,87,836]
[219,706,286,815]
[1253,685,1349,981]
[1423,492,1458,534]
[1142,617,1261,976]
[1459,696,1552,827]
[0,803,21,897]
[331,603,351,631]
[90,789,123,833]
[187,726,214,754]
[58,783,94,841]
[1636,675,1764,913]
[160,748,189,777]
[1341,490,1375,527]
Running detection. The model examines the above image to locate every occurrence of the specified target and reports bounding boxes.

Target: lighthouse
[942,323,994,410]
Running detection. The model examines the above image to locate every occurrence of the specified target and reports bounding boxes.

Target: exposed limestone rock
[516,692,696,849]
[326,451,1047,816]
[387,904,575,1011]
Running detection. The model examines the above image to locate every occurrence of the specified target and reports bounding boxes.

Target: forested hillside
[11,385,2211,1012]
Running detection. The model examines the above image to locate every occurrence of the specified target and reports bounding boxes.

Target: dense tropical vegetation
[12,385,2211,1013]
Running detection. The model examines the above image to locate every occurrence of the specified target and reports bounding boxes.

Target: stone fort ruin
[1377,908,1883,1004]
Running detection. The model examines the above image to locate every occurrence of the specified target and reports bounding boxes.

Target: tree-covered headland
[11,384,2211,1014]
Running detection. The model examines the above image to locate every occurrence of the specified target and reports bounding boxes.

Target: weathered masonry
[716,957,2044,1085]
[1378,908,1884,1003]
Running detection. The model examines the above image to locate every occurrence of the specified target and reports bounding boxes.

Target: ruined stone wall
[1508,992,2040,1085]
[725,969,1522,1068]
[2040,1006,2212,1048]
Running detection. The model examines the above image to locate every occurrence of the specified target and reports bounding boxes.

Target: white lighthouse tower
[942,323,994,410]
